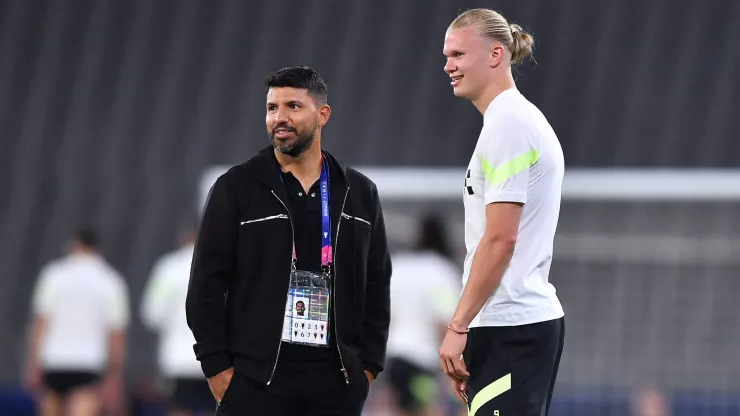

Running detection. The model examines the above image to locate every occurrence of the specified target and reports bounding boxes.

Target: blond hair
[450,8,534,65]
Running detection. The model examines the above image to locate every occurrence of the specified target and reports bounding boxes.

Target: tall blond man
[438,9,566,416]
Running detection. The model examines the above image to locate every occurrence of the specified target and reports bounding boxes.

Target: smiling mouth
[450,75,463,86]
[274,128,295,135]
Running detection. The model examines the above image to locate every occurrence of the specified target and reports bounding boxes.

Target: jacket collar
[250,146,350,233]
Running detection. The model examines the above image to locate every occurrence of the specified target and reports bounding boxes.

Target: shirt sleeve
[31,266,55,317]
[479,114,540,205]
[140,259,171,331]
[107,276,130,331]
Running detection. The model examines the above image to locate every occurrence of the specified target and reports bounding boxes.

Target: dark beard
[270,125,316,158]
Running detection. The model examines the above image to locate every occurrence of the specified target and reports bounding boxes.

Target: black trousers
[215,364,370,416]
[463,317,565,416]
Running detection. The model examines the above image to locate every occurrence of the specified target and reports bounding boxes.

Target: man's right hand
[207,367,234,403]
[451,378,468,404]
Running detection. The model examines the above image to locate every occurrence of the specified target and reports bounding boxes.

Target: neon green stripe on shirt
[480,149,540,186]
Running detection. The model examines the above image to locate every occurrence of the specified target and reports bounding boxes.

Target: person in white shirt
[438,8,566,416]
[141,225,211,416]
[386,214,461,416]
[25,228,129,416]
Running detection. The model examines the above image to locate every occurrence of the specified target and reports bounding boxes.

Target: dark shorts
[169,378,214,412]
[42,370,100,397]
[463,317,565,416]
[386,357,439,413]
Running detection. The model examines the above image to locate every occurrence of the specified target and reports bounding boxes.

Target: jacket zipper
[267,190,296,385]
[334,187,350,384]
[266,187,351,385]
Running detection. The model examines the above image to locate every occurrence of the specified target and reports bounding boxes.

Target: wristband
[447,323,469,334]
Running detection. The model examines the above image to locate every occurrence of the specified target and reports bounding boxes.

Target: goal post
[200,166,740,205]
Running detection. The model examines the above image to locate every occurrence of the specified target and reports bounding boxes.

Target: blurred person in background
[631,385,670,416]
[186,66,392,415]
[439,8,565,416]
[141,223,211,416]
[24,228,129,416]
[385,213,461,416]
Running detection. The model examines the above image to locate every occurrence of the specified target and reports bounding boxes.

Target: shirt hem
[485,191,527,205]
[470,306,564,327]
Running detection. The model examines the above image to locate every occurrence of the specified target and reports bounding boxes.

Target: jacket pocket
[341,212,371,228]
[235,212,292,300]
[240,214,288,225]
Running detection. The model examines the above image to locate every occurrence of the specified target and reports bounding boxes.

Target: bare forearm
[107,330,126,376]
[27,317,46,368]
[450,238,514,329]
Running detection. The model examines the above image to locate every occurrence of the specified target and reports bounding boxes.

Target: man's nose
[444,58,456,73]
[273,107,290,122]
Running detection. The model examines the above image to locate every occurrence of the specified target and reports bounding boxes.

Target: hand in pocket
[208,367,234,403]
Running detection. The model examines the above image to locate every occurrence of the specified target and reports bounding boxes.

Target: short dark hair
[414,213,452,260]
[73,227,100,249]
[264,66,328,105]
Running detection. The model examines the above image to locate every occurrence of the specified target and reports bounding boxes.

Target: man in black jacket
[185,66,393,415]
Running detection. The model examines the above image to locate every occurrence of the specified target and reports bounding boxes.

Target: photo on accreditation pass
[291,297,328,345]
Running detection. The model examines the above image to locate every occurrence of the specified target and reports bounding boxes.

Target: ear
[489,44,506,68]
[318,104,332,127]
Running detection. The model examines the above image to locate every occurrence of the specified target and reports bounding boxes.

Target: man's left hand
[364,370,375,387]
[439,331,470,381]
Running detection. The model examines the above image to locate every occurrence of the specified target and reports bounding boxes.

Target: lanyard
[281,155,333,272]
[318,155,332,269]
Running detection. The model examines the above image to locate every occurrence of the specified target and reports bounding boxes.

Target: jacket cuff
[362,361,383,379]
[200,352,233,378]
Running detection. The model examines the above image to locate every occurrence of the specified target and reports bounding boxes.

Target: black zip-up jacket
[186,146,392,386]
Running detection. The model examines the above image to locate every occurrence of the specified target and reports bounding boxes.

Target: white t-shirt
[387,251,461,370]
[31,253,130,372]
[463,88,565,327]
[140,244,201,378]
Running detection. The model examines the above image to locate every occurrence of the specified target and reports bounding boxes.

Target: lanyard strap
[318,155,332,269]
[284,156,333,271]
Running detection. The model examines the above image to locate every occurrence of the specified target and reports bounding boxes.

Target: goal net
[200,166,740,415]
